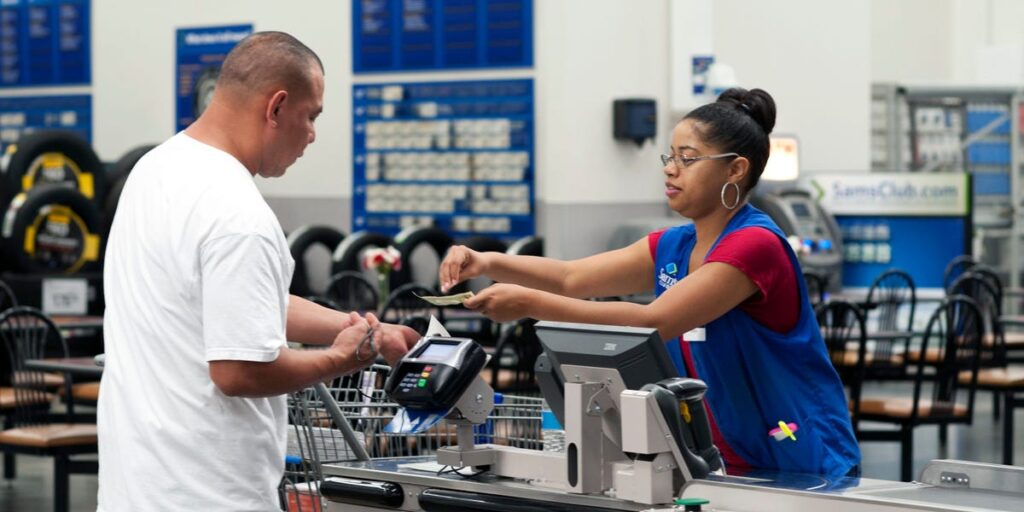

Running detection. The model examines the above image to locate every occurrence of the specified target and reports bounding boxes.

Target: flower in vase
[362,246,402,308]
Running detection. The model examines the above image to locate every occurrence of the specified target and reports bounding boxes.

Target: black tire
[1,184,103,274]
[287,225,346,297]
[460,235,508,254]
[104,144,156,234]
[392,226,453,289]
[192,67,220,119]
[507,235,543,256]
[331,231,393,276]
[1,130,106,212]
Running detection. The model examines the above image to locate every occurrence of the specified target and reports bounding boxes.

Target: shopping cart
[279,363,544,511]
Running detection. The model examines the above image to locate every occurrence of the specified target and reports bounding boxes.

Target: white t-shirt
[97,133,295,511]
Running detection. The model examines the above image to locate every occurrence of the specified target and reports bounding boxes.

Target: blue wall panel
[353,0,532,73]
[352,78,534,239]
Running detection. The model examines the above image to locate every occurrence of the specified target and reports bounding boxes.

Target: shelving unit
[871,83,1024,293]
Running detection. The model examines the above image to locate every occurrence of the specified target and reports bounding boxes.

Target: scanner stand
[434,366,722,505]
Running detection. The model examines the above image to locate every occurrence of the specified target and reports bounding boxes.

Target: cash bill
[414,291,475,306]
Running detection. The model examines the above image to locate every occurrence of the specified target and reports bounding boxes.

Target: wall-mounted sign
[353,0,533,73]
[0,0,90,87]
[808,173,970,216]
[175,24,252,132]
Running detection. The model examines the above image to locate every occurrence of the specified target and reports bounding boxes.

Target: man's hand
[328,312,379,369]
[366,313,421,365]
[463,283,537,323]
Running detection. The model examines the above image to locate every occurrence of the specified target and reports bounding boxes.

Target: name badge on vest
[683,327,706,342]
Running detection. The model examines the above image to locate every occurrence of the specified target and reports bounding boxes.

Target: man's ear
[265,90,288,126]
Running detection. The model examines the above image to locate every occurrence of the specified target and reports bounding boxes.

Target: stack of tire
[0,130,153,275]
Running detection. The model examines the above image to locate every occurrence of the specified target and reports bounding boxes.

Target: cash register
[376,322,722,505]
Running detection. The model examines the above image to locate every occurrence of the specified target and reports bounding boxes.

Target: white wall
[712,0,871,172]
[871,0,953,83]
[951,0,1024,82]
[93,0,672,212]
[533,0,671,205]
[93,0,351,199]
[93,0,1024,249]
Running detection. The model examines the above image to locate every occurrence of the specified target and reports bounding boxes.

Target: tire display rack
[351,78,535,240]
[871,83,1024,292]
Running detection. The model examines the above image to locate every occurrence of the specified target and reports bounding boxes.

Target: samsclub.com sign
[808,173,969,216]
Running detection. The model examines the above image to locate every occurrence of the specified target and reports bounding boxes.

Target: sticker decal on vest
[658,265,679,289]
[683,327,706,342]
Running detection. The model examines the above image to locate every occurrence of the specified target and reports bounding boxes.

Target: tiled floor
[1,382,1021,511]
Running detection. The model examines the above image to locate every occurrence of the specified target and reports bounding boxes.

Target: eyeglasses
[660,152,739,168]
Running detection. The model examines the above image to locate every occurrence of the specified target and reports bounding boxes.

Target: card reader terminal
[383,336,487,411]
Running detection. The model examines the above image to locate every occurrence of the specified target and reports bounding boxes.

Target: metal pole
[313,382,371,462]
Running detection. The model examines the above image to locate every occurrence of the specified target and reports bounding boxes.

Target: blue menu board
[0,0,90,87]
[0,93,90,153]
[353,0,533,72]
[175,24,252,132]
[352,79,534,239]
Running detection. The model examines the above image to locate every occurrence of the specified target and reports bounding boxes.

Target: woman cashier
[439,88,860,478]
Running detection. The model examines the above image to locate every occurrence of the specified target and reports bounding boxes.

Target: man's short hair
[217,31,324,99]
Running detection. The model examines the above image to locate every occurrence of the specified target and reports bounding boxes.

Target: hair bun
[716,87,776,135]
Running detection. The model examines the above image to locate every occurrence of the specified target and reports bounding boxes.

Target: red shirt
[648,226,799,333]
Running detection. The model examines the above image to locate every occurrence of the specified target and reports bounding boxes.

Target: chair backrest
[0,306,68,426]
[866,268,916,333]
[949,272,1004,366]
[391,226,454,291]
[803,271,828,306]
[965,265,1004,310]
[324,271,379,313]
[815,300,867,429]
[0,279,16,313]
[911,295,983,423]
[379,283,445,326]
[942,255,977,292]
[491,318,542,393]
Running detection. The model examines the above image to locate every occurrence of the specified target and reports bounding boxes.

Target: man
[97,32,419,511]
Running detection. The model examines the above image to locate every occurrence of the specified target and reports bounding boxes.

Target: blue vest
[654,204,860,477]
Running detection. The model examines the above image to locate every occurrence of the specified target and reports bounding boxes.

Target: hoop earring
[720,182,741,210]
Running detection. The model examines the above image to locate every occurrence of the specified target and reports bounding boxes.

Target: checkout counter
[318,322,1024,511]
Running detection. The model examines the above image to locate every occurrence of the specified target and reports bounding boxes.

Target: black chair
[379,283,445,330]
[391,226,453,291]
[324,271,379,313]
[815,300,868,433]
[803,271,828,307]
[940,273,1004,445]
[948,273,1005,368]
[942,255,976,292]
[970,266,1024,364]
[857,296,983,482]
[864,268,917,379]
[0,307,97,512]
[0,279,16,313]
[507,235,544,257]
[489,319,543,393]
[950,272,1024,464]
